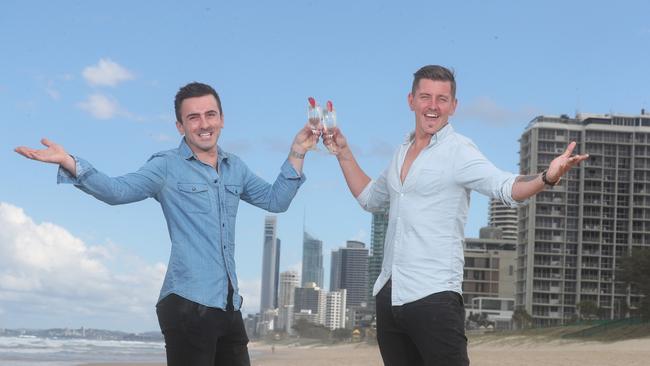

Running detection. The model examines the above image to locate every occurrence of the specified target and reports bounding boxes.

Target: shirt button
[400,193,404,197]
[192,187,196,191]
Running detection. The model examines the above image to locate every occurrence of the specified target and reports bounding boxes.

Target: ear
[449,98,458,116]
[407,92,415,111]
[176,121,185,135]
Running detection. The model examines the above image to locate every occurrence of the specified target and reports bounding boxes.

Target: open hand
[546,141,590,182]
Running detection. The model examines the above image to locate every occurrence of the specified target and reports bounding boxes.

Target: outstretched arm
[15,138,77,176]
[511,141,589,201]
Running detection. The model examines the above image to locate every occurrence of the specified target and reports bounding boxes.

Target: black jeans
[376,280,469,366]
[156,293,250,366]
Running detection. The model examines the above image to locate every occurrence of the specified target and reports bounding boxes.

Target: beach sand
[80,337,650,366]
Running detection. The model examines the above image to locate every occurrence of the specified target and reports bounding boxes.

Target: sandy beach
[80,337,650,366]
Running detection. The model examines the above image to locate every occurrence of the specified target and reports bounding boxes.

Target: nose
[198,115,209,129]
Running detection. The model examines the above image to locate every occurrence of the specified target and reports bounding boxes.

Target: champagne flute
[322,100,337,154]
[307,97,322,150]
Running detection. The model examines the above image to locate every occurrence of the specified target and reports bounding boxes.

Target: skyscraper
[260,216,280,312]
[302,231,324,288]
[368,208,389,310]
[330,240,369,309]
[277,270,300,332]
[488,198,519,242]
[517,112,650,326]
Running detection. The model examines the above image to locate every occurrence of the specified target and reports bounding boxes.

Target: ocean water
[0,336,166,365]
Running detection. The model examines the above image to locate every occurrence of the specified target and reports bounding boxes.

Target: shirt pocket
[177,183,211,213]
[224,184,242,216]
[415,168,445,195]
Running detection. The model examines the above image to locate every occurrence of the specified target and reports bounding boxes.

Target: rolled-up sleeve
[356,167,390,212]
[454,139,528,208]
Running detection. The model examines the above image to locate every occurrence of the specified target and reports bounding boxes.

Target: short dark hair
[174,82,222,123]
[411,65,456,98]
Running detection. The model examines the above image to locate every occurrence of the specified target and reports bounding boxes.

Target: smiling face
[408,78,457,138]
[176,94,224,157]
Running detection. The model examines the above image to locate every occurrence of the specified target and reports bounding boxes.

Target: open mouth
[425,112,439,119]
[199,132,213,138]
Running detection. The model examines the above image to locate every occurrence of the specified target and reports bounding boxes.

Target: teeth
[199,132,212,137]
[425,113,438,118]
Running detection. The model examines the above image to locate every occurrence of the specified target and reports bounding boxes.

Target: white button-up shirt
[357,124,524,305]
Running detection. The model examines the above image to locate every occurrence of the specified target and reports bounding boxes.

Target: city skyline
[2,1,649,332]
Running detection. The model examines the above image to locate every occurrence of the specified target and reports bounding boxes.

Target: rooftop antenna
[575,88,581,118]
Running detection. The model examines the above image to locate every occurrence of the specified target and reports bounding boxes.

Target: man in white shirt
[324,65,588,365]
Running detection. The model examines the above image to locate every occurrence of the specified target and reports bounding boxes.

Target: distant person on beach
[323,65,588,365]
[15,82,317,366]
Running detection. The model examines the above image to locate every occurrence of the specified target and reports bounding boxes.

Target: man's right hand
[15,138,77,176]
[323,126,352,160]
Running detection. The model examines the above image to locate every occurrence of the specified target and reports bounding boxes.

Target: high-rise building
[517,112,650,326]
[368,208,389,310]
[488,198,519,242]
[302,232,324,288]
[278,270,300,308]
[329,250,340,292]
[294,282,327,325]
[325,289,347,330]
[277,270,300,333]
[463,237,516,305]
[330,240,369,309]
[260,216,280,312]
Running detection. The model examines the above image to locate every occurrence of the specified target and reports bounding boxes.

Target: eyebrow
[185,110,219,119]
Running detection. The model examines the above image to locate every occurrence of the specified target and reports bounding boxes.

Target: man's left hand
[546,141,590,182]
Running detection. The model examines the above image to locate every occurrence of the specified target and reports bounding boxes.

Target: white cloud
[149,132,173,142]
[82,58,134,87]
[237,278,260,316]
[44,80,60,100]
[0,202,165,329]
[455,96,540,127]
[77,93,120,119]
[350,229,368,244]
[287,262,302,278]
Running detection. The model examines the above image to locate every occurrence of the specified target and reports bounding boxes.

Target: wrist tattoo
[289,149,305,159]
[516,174,539,183]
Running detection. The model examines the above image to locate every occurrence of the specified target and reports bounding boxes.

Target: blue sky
[1,1,649,332]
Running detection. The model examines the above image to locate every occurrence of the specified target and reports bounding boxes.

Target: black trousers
[156,290,250,366]
[375,280,470,366]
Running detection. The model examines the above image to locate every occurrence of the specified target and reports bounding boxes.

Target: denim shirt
[58,138,306,310]
[356,124,526,305]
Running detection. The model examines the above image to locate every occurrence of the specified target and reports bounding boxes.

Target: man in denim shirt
[324,66,589,366]
[15,82,317,366]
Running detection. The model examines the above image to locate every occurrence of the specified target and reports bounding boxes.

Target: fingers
[562,141,576,157]
[14,146,37,160]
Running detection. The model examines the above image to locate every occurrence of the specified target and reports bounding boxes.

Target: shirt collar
[178,137,230,164]
[403,123,454,148]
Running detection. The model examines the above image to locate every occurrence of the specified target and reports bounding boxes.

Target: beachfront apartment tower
[517,112,650,326]
[260,216,280,312]
[325,289,347,330]
[277,270,300,332]
[488,198,519,242]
